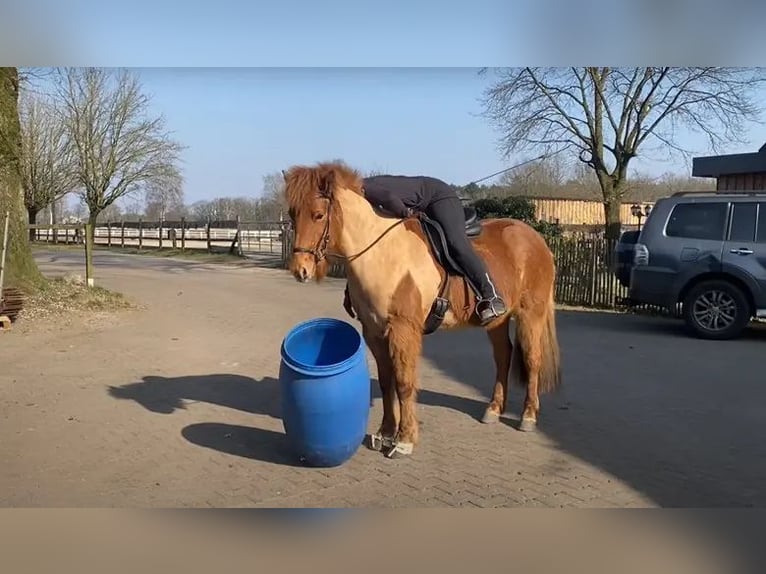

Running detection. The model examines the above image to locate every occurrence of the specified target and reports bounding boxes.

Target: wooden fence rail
[280,225,634,310]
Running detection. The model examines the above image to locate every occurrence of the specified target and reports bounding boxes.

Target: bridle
[291,196,334,262]
[291,193,407,264]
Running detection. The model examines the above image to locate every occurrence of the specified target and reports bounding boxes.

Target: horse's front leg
[383,317,423,458]
[363,326,399,452]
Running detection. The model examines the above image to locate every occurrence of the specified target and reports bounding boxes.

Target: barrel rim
[280,317,366,376]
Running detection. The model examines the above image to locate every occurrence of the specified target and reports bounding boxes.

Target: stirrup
[476,297,506,322]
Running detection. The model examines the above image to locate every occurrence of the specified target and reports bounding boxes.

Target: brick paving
[1,249,765,508]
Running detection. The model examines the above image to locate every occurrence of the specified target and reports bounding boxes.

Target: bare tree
[54,67,184,241]
[499,155,567,196]
[258,171,287,221]
[480,67,766,238]
[19,89,78,236]
[143,166,185,221]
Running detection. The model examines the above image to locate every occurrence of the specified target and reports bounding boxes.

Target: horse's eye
[312,212,325,221]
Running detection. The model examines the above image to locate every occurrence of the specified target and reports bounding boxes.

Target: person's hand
[343,285,356,319]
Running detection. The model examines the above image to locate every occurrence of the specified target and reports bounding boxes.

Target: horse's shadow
[108,373,284,417]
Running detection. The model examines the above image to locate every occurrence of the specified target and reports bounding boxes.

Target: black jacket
[362,175,455,218]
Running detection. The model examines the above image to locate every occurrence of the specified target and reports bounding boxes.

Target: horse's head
[282,160,363,283]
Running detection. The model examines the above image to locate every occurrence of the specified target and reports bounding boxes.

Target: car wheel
[681,279,751,340]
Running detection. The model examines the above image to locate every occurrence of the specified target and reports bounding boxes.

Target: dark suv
[623,191,766,340]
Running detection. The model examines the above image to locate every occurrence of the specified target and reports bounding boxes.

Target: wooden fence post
[121,220,125,248]
[107,220,112,248]
[138,219,143,250]
[181,218,186,251]
[206,216,212,253]
[84,223,94,287]
[589,239,598,307]
[235,215,243,256]
[159,219,164,250]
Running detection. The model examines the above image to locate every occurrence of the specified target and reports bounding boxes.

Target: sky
[11,0,766,206]
[131,67,766,205]
[134,68,515,204]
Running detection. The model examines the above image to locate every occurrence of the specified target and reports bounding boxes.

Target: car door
[753,202,766,311]
[661,201,728,298]
[721,201,766,308]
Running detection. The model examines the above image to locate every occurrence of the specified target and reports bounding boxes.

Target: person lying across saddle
[343,174,508,325]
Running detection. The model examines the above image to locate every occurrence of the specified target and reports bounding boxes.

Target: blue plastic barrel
[279,317,371,467]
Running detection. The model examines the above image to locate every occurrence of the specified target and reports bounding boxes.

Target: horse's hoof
[366,433,394,452]
[383,441,413,459]
[481,409,500,424]
[518,418,537,432]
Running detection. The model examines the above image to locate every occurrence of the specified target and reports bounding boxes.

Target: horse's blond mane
[283,160,364,210]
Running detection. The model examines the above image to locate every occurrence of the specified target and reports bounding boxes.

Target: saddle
[417,206,483,334]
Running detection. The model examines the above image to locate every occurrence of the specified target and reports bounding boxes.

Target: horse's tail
[510,282,562,394]
[538,285,562,393]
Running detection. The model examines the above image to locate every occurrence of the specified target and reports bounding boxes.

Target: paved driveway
[1,249,764,509]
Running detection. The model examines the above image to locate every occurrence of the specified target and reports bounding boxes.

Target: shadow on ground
[108,374,284,417]
[108,373,384,467]
[421,308,766,570]
[420,309,766,508]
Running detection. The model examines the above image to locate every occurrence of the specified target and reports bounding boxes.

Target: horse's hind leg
[515,312,543,432]
[482,317,513,424]
[364,329,400,451]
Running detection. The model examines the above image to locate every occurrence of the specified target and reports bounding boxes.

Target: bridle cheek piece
[291,197,333,263]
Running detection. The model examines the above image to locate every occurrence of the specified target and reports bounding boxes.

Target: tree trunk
[0,67,41,289]
[87,211,99,247]
[603,199,622,241]
[27,206,38,242]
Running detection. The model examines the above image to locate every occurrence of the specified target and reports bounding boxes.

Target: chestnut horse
[283,160,561,459]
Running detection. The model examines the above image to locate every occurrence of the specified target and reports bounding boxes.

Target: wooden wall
[716,172,766,191]
[531,199,653,227]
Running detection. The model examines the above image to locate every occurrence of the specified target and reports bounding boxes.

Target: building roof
[692,142,766,178]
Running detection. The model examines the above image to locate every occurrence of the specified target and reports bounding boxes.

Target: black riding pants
[425,196,500,300]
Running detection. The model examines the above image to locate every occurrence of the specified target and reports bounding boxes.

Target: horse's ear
[319,169,336,198]
[281,169,287,181]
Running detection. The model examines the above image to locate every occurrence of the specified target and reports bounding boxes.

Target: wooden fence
[29,218,289,257]
[280,226,633,310]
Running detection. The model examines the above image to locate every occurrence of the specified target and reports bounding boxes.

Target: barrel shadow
[181,422,303,466]
[110,373,383,466]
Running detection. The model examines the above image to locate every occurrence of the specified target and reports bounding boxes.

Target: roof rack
[671,190,766,197]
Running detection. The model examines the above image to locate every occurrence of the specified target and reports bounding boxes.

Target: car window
[665,202,728,241]
[728,202,757,242]
[757,203,766,244]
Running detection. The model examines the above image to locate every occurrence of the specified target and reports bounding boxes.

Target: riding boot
[474,272,508,325]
